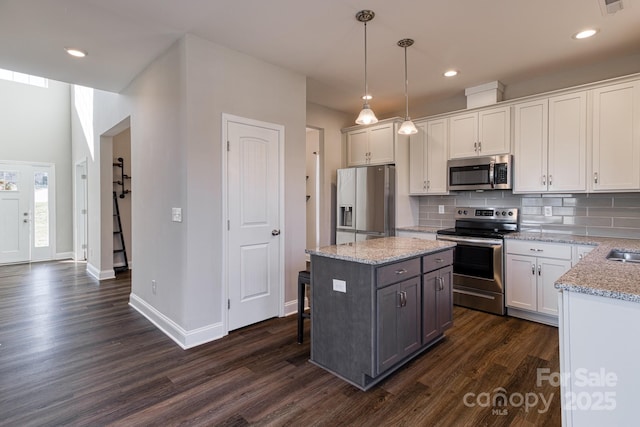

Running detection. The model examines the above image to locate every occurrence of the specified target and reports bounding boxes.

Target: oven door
[435,235,503,294]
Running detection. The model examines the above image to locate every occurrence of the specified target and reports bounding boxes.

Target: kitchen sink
[606,249,640,264]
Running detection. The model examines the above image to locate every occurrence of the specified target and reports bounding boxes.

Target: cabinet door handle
[435,258,443,263]
[594,172,598,184]
[529,248,543,252]
[478,141,482,152]
[549,175,553,186]
[438,276,445,291]
[398,291,407,307]
[542,175,546,186]
[427,180,430,190]
[538,265,542,276]
[423,180,427,190]
[394,268,407,275]
[474,142,477,152]
[532,264,535,275]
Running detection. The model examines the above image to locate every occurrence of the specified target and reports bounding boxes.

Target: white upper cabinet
[513,92,587,193]
[409,118,448,195]
[449,106,511,159]
[346,121,395,167]
[513,98,548,193]
[591,80,640,192]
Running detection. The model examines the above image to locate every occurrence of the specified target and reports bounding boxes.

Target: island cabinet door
[376,277,421,375]
[422,266,453,344]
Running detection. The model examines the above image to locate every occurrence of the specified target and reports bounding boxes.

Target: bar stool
[297,270,311,343]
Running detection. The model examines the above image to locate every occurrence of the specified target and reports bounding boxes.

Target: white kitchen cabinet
[346,121,395,166]
[590,80,640,192]
[505,240,572,324]
[449,106,511,159]
[513,92,587,193]
[409,118,448,194]
[572,244,594,265]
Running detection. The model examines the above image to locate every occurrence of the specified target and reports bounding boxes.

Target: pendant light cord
[404,45,409,119]
[363,21,368,104]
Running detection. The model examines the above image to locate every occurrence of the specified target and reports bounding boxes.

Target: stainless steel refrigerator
[336,165,395,244]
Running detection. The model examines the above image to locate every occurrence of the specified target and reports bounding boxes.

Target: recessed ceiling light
[65,47,87,58]
[573,29,598,39]
[444,70,458,77]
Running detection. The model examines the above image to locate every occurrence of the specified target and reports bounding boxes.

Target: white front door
[0,162,56,264]
[0,164,31,263]
[225,116,283,331]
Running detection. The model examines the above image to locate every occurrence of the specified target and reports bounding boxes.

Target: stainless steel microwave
[447,155,512,191]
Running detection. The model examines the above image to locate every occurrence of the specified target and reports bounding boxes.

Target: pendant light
[397,38,418,135]
[355,10,378,125]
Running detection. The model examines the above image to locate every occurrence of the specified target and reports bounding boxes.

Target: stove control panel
[455,207,518,222]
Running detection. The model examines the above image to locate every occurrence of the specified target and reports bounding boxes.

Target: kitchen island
[305,237,455,390]
[553,237,640,426]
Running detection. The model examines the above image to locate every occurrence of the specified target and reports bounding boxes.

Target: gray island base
[306,237,456,390]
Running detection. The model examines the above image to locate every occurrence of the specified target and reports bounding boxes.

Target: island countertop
[305,236,456,265]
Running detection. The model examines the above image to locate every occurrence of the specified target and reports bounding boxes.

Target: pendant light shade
[355,10,378,125]
[397,38,417,135]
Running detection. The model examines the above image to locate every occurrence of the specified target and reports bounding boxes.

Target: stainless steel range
[436,207,519,315]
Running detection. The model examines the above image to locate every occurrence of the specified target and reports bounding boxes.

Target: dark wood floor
[0,261,561,426]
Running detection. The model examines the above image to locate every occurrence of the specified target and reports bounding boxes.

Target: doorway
[0,161,56,264]
[222,114,284,332]
[306,128,321,251]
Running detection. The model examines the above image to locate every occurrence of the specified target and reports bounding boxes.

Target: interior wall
[71,85,131,277]
[0,78,72,255]
[182,34,307,330]
[306,102,351,246]
[390,51,640,120]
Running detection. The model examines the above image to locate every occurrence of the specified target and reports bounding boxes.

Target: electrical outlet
[332,279,346,293]
[152,279,157,294]
[438,205,445,214]
[544,206,552,217]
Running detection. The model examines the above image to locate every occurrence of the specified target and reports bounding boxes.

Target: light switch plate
[172,207,182,222]
[332,279,346,293]
[438,205,445,214]
[544,206,552,217]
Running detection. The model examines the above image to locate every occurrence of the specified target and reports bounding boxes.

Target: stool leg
[297,277,304,344]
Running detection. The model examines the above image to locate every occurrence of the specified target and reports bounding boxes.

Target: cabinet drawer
[377,258,421,288]
[506,240,571,260]
[423,250,453,273]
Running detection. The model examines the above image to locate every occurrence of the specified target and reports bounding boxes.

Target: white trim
[221,113,286,334]
[86,262,115,280]
[284,299,298,317]
[74,158,88,261]
[129,293,225,349]
[55,251,74,260]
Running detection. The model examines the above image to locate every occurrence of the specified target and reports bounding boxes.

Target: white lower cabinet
[395,230,437,241]
[505,240,572,325]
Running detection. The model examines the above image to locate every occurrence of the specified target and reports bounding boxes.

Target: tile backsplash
[418,191,640,239]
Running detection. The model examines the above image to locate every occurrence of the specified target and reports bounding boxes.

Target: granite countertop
[306,236,455,265]
[506,232,640,303]
[396,226,443,234]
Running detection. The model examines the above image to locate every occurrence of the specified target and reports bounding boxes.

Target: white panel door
[0,165,30,264]
[227,120,282,331]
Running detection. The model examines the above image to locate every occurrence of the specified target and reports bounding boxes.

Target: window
[0,68,48,88]
[0,171,18,191]
[34,172,49,248]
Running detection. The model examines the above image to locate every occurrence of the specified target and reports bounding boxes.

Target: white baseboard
[55,252,74,260]
[86,262,115,280]
[284,299,299,316]
[129,293,225,349]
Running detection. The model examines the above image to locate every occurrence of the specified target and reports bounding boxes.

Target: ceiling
[1,0,640,118]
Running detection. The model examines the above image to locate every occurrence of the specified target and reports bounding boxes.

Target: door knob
[271,229,281,236]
